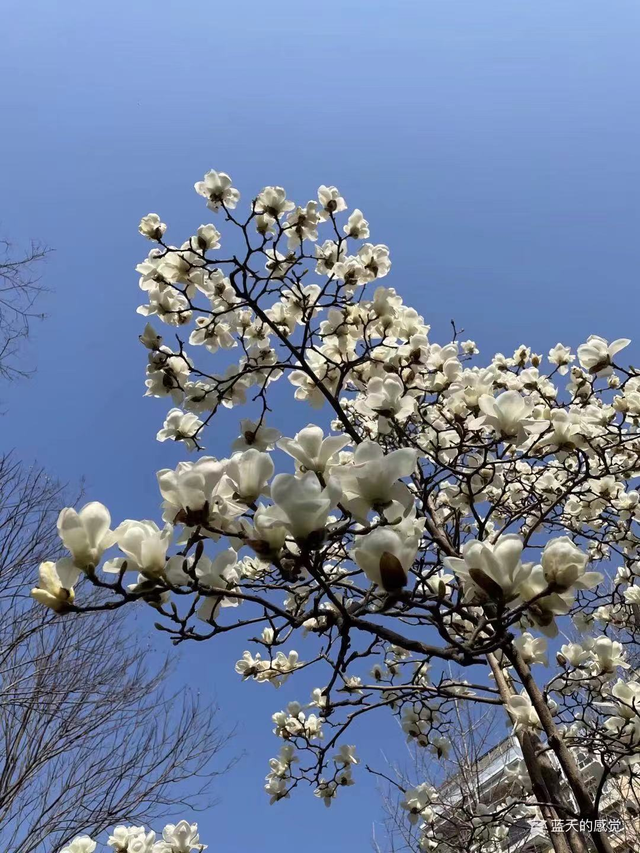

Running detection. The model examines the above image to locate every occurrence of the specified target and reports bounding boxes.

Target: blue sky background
[2,1,640,850]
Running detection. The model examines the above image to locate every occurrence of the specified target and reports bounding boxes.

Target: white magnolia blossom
[194,169,240,211]
[559,641,592,668]
[540,536,601,591]
[332,440,418,523]
[514,632,548,666]
[226,448,274,502]
[343,208,369,239]
[195,549,240,621]
[246,503,289,554]
[277,424,349,473]
[270,471,340,539]
[591,637,628,674]
[471,390,547,445]
[352,518,424,591]
[317,185,346,220]
[548,342,575,374]
[156,409,204,450]
[36,172,640,852]
[236,649,302,688]
[156,822,205,853]
[504,758,533,792]
[254,186,295,220]
[357,374,416,433]
[231,418,281,452]
[61,838,97,853]
[624,584,640,603]
[577,334,630,376]
[506,693,542,733]
[157,456,229,521]
[139,213,167,241]
[31,558,81,612]
[400,783,437,826]
[444,535,532,603]
[601,680,640,754]
[110,519,173,577]
[64,821,206,853]
[108,826,156,853]
[57,501,114,569]
[608,680,640,720]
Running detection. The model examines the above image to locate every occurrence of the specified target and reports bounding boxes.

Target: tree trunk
[505,647,614,853]
[487,654,574,853]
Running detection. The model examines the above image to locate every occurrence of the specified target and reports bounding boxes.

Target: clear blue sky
[2,1,640,850]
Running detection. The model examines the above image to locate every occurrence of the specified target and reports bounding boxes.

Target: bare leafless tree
[0,238,50,380]
[376,694,508,853]
[0,454,232,853]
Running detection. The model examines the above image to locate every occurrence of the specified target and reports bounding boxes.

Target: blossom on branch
[60,821,206,853]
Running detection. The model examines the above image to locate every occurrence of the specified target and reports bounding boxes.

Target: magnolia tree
[61,821,205,853]
[34,172,640,853]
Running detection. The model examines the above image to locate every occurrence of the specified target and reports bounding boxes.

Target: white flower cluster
[235,649,301,688]
[313,745,359,808]
[444,535,601,636]
[601,680,640,753]
[60,821,205,853]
